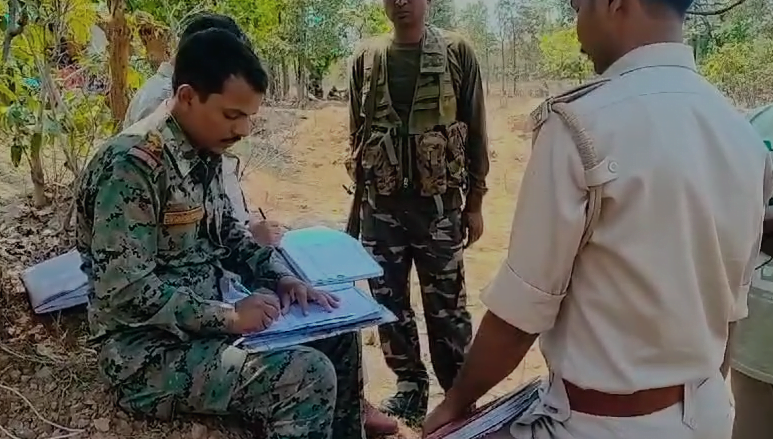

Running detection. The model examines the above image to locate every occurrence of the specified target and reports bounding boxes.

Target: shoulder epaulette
[127,130,164,171]
[530,78,610,132]
[528,77,616,251]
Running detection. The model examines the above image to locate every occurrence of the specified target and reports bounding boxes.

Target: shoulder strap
[531,79,617,249]
[362,46,382,139]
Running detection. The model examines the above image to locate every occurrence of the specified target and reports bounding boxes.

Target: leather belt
[563,379,684,417]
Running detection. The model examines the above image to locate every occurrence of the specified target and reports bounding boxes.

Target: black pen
[258,208,266,220]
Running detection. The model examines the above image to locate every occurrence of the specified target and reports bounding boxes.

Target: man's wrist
[464,188,486,213]
[220,304,240,334]
[444,386,475,417]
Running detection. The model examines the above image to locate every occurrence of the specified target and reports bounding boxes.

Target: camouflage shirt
[76,104,293,346]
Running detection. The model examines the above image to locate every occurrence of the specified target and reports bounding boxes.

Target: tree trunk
[2,0,26,64]
[29,144,47,208]
[29,91,47,208]
[510,29,517,95]
[267,63,280,100]
[296,55,307,107]
[106,0,131,129]
[484,48,491,96]
[281,58,290,98]
[500,37,506,95]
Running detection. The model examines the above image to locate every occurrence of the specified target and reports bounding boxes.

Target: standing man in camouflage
[347,0,489,427]
[77,29,365,439]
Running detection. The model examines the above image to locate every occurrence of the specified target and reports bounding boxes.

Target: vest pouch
[416,130,448,196]
[446,121,468,188]
[361,130,399,196]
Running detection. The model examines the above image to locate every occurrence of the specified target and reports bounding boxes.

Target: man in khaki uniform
[422,0,773,438]
[731,102,773,439]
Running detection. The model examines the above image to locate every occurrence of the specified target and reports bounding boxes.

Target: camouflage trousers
[361,201,473,391]
[102,332,364,439]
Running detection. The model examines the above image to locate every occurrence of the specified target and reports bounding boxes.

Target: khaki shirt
[123,62,250,225]
[482,43,773,393]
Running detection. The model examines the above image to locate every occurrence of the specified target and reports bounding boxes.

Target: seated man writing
[76,29,365,438]
[122,13,397,434]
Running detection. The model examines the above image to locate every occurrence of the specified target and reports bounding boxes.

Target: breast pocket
[157,202,204,259]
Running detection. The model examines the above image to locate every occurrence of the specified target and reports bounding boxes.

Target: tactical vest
[349,26,468,209]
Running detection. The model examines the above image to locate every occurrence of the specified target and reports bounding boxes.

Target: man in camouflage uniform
[124,12,397,435]
[347,0,489,426]
[77,29,364,439]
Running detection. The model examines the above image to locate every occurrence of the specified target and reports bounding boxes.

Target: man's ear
[176,84,196,107]
[608,0,627,15]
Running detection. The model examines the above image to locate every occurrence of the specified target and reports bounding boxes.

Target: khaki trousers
[731,368,773,439]
[483,373,732,439]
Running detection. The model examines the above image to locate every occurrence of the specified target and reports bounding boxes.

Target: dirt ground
[240,99,548,409]
[0,95,547,439]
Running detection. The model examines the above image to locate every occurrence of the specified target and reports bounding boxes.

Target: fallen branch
[0,343,56,366]
[687,0,748,16]
[0,383,85,439]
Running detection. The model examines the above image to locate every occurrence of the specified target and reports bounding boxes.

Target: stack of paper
[426,377,542,439]
[277,225,383,285]
[229,226,396,352]
[21,249,90,314]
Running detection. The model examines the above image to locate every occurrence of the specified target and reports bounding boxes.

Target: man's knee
[237,346,337,411]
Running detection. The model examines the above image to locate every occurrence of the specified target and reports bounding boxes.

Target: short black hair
[645,0,695,16]
[172,28,269,99]
[178,12,252,49]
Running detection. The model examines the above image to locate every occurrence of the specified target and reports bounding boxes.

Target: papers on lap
[19,225,394,348]
[228,226,395,352]
[426,377,542,439]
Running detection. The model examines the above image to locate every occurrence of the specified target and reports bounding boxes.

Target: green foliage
[457,0,496,55]
[0,62,41,168]
[0,0,114,193]
[538,27,592,81]
[348,0,390,39]
[428,0,455,29]
[701,37,773,107]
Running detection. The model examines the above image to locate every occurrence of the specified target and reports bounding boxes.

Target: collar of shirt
[601,42,697,78]
[161,113,202,179]
[157,61,173,79]
[749,103,773,135]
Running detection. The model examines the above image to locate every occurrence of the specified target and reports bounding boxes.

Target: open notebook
[276,226,383,286]
[224,280,396,352]
[224,226,395,352]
